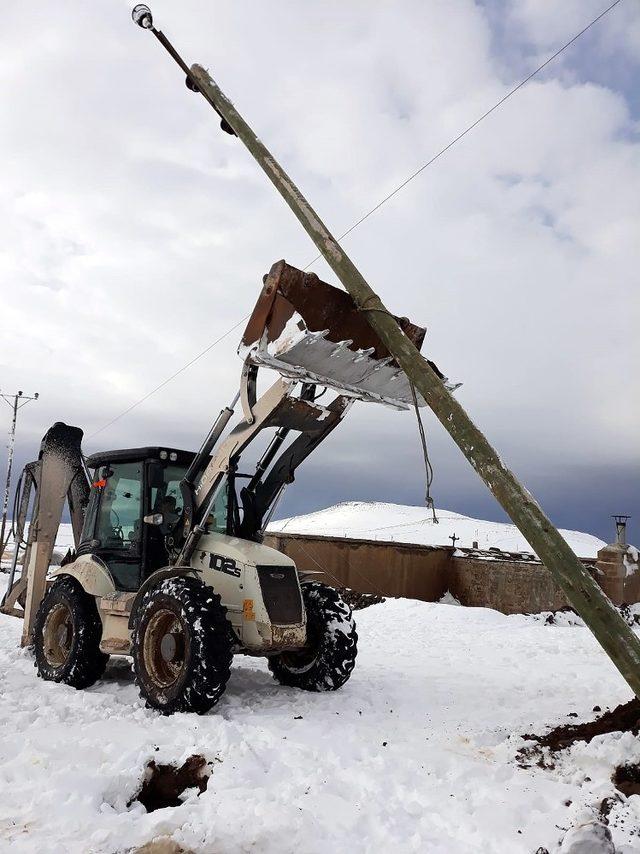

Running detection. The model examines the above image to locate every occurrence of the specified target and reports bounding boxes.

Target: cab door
[91,461,144,590]
[143,459,190,578]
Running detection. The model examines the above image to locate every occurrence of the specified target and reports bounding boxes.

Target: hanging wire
[302,0,624,270]
[409,382,438,523]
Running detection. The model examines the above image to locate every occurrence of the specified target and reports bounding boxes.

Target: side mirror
[143,513,164,526]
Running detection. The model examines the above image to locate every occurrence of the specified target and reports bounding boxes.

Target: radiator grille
[256,565,303,624]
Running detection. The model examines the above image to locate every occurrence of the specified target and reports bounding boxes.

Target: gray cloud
[1,1,638,545]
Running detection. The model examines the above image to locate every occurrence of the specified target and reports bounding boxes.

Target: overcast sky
[1,1,638,543]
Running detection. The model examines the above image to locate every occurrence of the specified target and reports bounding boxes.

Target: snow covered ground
[0,523,74,564]
[1,577,639,853]
[269,501,607,558]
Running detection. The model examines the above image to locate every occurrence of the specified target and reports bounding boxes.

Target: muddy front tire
[33,576,109,689]
[131,577,233,715]
[268,582,357,691]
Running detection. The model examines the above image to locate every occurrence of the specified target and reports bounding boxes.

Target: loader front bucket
[240,260,456,409]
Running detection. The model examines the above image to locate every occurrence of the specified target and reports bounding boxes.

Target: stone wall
[448,556,568,614]
[264,531,630,614]
[263,533,450,601]
[595,542,640,605]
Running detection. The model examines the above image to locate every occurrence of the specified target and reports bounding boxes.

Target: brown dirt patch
[336,587,385,610]
[518,699,640,767]
[134,839,194,854]
[613,763,640,797]
[129,754,209,812]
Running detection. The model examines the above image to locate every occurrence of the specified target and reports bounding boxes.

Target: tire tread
[268,582,357,692]
[33,576,108,690]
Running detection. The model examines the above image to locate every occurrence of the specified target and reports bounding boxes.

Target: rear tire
[268,582,357,691]
[131,577,233,715]
[33,576,109,689]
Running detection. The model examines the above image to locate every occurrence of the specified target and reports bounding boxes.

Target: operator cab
[79,447,195,591]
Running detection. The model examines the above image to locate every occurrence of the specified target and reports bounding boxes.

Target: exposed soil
[130,755,209,812]
[541,605,579,626]
[613,763,640,797]
[134,839,194,854]
[532,604,640,627]
[620,604,640,626]
[600,794,623,821]
[518,699,640,767]
[336,587,386,610]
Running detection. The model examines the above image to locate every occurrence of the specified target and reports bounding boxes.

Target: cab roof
[85,447,196,468]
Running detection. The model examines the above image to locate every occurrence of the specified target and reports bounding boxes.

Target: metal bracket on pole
[131,5,236,136]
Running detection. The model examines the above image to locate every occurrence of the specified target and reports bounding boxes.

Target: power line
[90,0,621,439]
[87,317,248,439]
[303,0,623,268]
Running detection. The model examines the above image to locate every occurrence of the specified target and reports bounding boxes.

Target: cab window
[206,477,229,534]
[95,461,143,551]
[148,462,188,535]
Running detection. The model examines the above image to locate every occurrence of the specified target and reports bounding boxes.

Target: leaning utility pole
[0,391,39,564]
[133,7,640,699]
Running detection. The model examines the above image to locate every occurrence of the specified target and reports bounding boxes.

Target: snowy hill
[3,505,605,566]
[268,501,606,559]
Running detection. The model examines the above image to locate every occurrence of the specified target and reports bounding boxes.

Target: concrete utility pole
[134,9,640,700]
[0,391,39,564]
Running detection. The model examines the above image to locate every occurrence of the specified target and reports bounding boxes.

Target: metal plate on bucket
[240,261,457,409]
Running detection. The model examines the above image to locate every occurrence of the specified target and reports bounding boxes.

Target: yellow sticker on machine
[243,599,256,621]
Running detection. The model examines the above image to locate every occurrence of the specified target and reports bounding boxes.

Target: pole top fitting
[613,515,630,546]
[132,4,154,29]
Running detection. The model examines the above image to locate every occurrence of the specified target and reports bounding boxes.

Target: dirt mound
[518,699,640,766]
[135,839,194,854]
[130,755,209,812]
[336,587,385,610]
[530,604,640,627]
[613,763,640,797]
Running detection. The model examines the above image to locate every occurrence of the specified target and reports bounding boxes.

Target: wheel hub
[143,609,187,688]
[42,603,74,667]
[160,631,181,662]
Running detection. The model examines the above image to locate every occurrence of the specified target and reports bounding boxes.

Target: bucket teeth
[240,261,458,409]
[354,347,376,363]
[329,340,354,357]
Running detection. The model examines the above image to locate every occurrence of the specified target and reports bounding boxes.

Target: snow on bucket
[240,260,457,410]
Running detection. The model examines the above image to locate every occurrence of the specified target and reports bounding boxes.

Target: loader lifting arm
[174,258,439,566]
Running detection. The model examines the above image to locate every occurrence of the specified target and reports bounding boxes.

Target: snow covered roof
[267,501,606,560]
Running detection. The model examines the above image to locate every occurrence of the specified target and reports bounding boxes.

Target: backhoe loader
[2,261,448,714]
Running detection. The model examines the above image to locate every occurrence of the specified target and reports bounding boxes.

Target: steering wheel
[110,508,124,542]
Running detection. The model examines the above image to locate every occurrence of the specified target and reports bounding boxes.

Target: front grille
[256,565,303,624]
